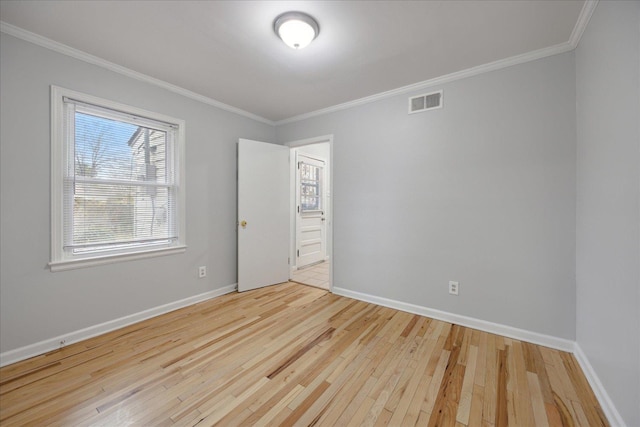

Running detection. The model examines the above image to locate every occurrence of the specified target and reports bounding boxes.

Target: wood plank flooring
[0,282,608,426]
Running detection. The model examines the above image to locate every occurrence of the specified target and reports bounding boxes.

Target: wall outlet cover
[449,281,459,295]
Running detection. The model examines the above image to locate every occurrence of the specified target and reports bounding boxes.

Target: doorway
[286,136,333,291]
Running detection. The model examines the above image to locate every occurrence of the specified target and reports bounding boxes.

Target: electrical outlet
[198,266,207,278]
[449,281,459,295]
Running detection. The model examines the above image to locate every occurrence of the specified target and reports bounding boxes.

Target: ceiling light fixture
[274,11,319,50]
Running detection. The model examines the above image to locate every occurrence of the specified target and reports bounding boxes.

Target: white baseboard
[332,287,574,352]
[573,343,627,427]
[0,284,237,367]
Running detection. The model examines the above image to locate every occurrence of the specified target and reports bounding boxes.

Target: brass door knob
[240,220,247,228]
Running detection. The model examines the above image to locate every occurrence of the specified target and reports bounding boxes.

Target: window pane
[300,162,322,212]
[75,112,137,179]
[71,182,174,249]
[127,128,169,184]
[75,112,168,183]
[66,109,175,252]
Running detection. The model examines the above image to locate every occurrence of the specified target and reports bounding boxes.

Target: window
[50,86,185,271]
[300,162,322,212]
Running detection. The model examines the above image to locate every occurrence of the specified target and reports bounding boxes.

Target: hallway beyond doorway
[291,261,329,290]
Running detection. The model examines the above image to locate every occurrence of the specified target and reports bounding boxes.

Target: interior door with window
[296,154,326,268]
[237,139,290,292]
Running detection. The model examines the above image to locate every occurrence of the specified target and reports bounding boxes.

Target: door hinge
[297,249,299,257]
[298,161,302,169]
[297,205,300,213]
[288,257,290,265]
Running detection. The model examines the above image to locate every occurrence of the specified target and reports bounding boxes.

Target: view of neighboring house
[127,127,171,243]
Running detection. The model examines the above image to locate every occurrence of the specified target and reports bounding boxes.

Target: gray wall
[0,34,275,353]
[3,9,637,423]
[575,2,640,426]
[277,52,577,339]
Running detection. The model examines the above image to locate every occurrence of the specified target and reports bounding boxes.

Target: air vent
[408,90,443,114]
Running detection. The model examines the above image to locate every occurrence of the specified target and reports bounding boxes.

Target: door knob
[240,220,247,228]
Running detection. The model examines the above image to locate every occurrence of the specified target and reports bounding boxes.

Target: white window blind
[51,86,186,271]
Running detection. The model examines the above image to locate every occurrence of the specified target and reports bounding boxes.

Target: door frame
[285,135,334,292]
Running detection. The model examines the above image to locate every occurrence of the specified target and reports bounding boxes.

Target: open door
[237,139,290,292]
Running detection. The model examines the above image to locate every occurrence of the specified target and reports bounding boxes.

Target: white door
[296,154,326,268]
[238,139,290,292]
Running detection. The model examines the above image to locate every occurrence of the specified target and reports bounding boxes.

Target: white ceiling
[0,0,586,122]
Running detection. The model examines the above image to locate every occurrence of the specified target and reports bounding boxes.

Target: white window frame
[50,86,186,272]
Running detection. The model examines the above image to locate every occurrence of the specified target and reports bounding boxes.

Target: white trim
[0,284,237,367]
[573,343,627,427]
[51,85,185,127]
[283,134,333,148]
[50,85,64,265]
[1,0,598,128]
[332,286,625,424]
[276,41,574,125]
[569,1,599,48]
[275,0,600,126]
[0,21,273,125]
[49,245,187,272]
[332,287,574,352]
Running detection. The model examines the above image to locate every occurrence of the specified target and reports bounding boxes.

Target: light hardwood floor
[0,282,607,426]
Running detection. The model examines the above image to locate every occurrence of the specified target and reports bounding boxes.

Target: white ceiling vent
[408,90,443,114]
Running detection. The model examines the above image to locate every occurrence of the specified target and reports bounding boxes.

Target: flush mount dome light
[274,11,319,49]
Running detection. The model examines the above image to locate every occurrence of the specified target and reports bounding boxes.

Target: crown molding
[276,0,599,126]
[569,0,599,48]
[275,41,574,125]
[2,0,599,128]
[0,21,274,126]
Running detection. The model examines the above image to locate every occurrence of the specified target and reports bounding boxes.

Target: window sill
[49,245,187,272]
